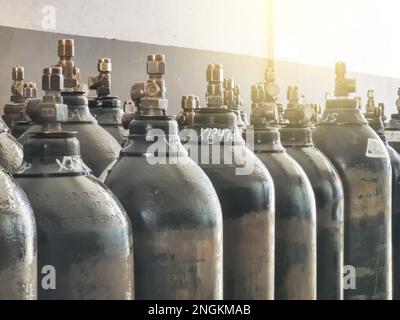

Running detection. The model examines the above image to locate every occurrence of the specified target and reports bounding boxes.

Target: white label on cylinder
[365,138,387,158]
[386,131,400,142]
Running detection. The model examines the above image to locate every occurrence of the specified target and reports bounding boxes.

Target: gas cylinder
[18,39,121,177]
[185,63,275,300]
[279,85,344,300]
[0,117,24,173]
[364,90,400,300]
[88,58,126,144]
[313,62,392,300]
[15,66,134,300]
[249,80,317,300]
[103,54,223,300]
[0,167,36,300]
[2,66,40,138]
[385,89,400,153]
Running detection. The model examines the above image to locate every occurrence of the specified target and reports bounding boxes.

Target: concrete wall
[0,0,269,58]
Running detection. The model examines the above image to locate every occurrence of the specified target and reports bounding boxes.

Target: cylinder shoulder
[105,156,223,230]
[16,175,129,226]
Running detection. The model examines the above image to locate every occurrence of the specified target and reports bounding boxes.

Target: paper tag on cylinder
[365,138,387,158]
[386,131,400,142]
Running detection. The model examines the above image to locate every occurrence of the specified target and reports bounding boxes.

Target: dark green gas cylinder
[15,66,134,300]
[249,81,317,300]
[0,168,36,300]
[313,63,392,300]
[18,39,121,177]
[364,90,400,300]
[103,54,223,300]
[88,58,126,144]
[385,89,400,154]
[186,64,275,300]
[2,66,40,139]
[279,85,344,300]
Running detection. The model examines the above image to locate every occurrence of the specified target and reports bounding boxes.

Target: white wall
[0,0,270,58]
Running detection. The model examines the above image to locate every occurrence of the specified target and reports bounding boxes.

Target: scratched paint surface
[0,171,37,299]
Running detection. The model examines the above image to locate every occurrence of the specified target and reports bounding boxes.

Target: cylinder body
[280,126,344,300]
[104,117,223,300]
[190,109,275,300]
[253,127,316,300]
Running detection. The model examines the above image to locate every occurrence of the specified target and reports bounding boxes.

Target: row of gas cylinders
[0,38,398,300]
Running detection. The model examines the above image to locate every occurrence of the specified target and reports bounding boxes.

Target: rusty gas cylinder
[313,63,392,300]
[103,54,223,300]
[280,85,344,300]
[249,81,317,300]
[364,91,400,300]
[185,64,275,300]
[15,66,134,300]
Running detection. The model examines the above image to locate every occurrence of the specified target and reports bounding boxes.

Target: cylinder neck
[122,116,187,157]
[41,122,63,132]
[62,91,97,123]
[280,126,314,147]
[253,126,285,153]
[191,107,244,145]
[319,100,368,125]
[16,132,89,177]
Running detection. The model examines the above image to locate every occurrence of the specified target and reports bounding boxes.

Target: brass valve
[130,54,168,116]
[251,83,278,125]
[283,85,315,124]
[264,67,280,101]
[396,88,400,112]
[224,78,235,109]
[334,62,356,97]
[364,90,382,121]
[10,66,25,103]
[23,82,37,99]
[27,66,67,126]
[88,58,112,97]
[177,95,199,128]
[206,64,225,107]
[233,84,243,110]
[57,38,80,90]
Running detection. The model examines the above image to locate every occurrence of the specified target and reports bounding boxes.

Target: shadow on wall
[0,26,399,116]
